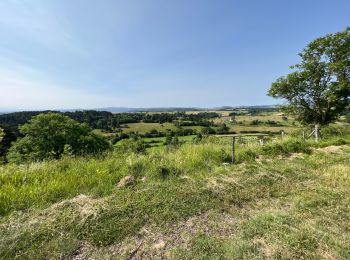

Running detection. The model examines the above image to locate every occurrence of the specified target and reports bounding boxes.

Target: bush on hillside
[320,125,347,138]
[7,113,111,163]
[261,139,311,156]
[115,138,147,154]
[201,126,216,135]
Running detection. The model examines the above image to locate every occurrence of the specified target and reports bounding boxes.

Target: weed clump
[260,139,311,156]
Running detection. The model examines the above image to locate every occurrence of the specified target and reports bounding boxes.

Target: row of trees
[0,113,230,163]
[0,111,221,133]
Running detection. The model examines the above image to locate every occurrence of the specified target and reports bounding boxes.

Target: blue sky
[0,0,349,110]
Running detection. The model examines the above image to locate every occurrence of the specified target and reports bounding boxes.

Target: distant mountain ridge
[0,105,278,114]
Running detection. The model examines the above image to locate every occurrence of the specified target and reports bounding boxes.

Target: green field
[120,122,201,134]
[112,111,299,136]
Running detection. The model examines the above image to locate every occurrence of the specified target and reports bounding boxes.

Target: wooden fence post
[315,124,319,142]
[259,137,264,146]
[232,136,235,164]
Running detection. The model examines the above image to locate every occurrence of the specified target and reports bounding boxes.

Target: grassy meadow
[116,110,298,136]
[1,132,350,258]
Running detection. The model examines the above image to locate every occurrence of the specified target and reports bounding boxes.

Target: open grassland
[214,111,291,123]
[121,122,177,133]
[117,111,299,135]
[120,122,201,134]
[1,136,350,259]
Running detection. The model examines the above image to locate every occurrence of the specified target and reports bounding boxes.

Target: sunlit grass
[0,136,350,258]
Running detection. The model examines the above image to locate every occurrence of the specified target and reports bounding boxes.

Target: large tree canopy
[7,113,111,163]
[268,28,350,126]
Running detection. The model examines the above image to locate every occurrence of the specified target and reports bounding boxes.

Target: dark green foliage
[201,126,216,135]
[216,123,230,134]
[7,113,111,163]
[250,119,263,125]
[0,125,17,163]
[163,134,181,148]
[193,133,203,143]
[268,28,350,125]
[164,134,173,145]
[172,135,179,145]
[156,165,183,178]
[0,111,220,134]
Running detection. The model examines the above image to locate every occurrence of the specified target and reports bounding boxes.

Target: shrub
[115,138,146,154]
[201,127,216,135]
[320,125,346,138]
[261,139,311,156]
[216,124,230,134]
[250,119,263,126]
[236,149,257,163]
[7,113,111,164]
[156,165,183,179]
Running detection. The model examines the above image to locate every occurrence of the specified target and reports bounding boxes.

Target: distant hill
[93,107,203,113]
[89,105,278,113]
[0,105,278,114]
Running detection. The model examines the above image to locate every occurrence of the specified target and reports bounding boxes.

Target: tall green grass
[0,137,350,258]
[1,136,349,216]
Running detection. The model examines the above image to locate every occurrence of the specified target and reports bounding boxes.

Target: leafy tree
[268,28,350,140]
[7,113,111,163]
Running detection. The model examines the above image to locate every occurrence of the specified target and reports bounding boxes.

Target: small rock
[153,240,166,250]
[116,175,135,188]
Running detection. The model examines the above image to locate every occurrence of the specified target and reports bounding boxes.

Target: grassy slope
[0,138,350,259]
